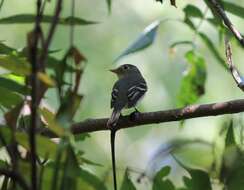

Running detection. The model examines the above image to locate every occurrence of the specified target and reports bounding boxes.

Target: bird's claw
[130,109,140,121]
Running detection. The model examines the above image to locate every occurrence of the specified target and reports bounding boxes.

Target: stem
[30,0,42,189]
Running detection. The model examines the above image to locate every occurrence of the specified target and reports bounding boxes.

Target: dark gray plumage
[107,64,147,127]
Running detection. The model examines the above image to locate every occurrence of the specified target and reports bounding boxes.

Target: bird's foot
[129,108,140,121]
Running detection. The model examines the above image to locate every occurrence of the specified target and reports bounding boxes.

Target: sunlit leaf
[37,72,56,87]
[0,77,30,95]
[2,73,25,84]
[183,5,203,18]
[0,14,98,25]
[177,51,206,107]
[120,169,136,190]
[39,107,64,137]
[0,54,30,76]
[152,166,175,190]
[114,20,160,62]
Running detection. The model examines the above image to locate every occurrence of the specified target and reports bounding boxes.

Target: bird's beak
[109,68,119,74]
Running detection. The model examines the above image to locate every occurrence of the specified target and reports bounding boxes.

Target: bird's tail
[107,109,121,128]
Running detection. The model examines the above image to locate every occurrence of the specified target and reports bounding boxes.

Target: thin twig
[224,37,244,91]
[207,0,244,46]
[0,168,30,190]
[39,0,63,68]
[40,98,244,137]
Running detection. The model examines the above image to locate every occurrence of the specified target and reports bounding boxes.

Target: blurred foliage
[0,0,243,190]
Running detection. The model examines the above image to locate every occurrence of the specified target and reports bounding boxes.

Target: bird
[107,64,148,190]
[107,64,148,127]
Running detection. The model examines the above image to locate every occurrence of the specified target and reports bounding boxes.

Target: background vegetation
[0,0,244,190]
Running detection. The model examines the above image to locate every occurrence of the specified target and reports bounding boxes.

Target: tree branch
[224,37,244,91]
[207,0,244,46]
[40,98,244,137]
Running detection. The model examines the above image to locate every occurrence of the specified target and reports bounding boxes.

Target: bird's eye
[123,65,129,70]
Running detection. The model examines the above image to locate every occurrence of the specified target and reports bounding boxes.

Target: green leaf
[222,1,244,19]
[15,132,58,160]
[170,0,176,7]
[0,87,23,109]
[57,91,83,128]
[39,107,65,137]
[225,166,244,190]
[0,77,30,95]
[120,170,136,190]
[0,14,98,25]
[60,146,80,190]
[225,120,236,148]
[3,73,25,84]
[0,43,16,54]
[106,0,111,13]
[0,54,30,76]
[198,32,227,69]
[152,166,175,190]
[177,51,206,107]
[184,17,196,30]
[183,5,203,18]
[37,72,56,87]
[74,133,90,141]
[220,146,244,190]
[0,126,12,147]
[183,169,212,190]
[114,20,160,62]
[170,41,195,48]
[78,168,107,190]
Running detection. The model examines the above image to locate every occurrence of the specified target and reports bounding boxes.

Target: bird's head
[110,64,140,78]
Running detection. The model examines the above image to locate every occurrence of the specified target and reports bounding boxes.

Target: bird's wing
[111,87,119,108]
[127,82,147,108]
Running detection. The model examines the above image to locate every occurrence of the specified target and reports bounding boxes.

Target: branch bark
[207,0,244,47]
[40,98,244,137]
